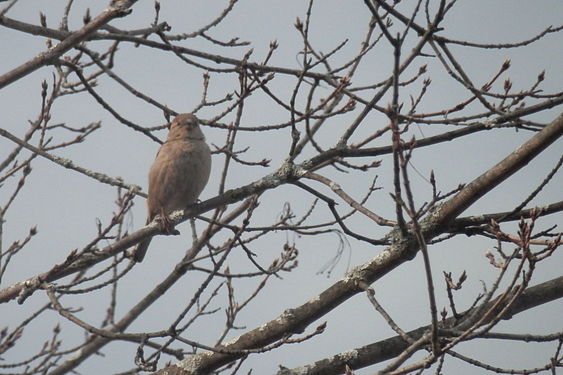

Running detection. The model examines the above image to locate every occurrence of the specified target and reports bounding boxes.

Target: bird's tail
[134,238,152,262]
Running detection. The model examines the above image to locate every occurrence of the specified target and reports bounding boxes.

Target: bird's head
[167,113,205,141]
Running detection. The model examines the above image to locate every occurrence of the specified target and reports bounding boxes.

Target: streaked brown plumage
[134,113,211,262]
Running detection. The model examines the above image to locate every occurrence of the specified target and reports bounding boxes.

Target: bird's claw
[157,212,180,236]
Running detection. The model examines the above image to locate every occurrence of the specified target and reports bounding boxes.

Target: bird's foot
[157,211,180,236]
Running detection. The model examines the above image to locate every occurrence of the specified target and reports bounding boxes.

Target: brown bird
[134,113,212,262]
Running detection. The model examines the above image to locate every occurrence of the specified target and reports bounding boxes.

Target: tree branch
[0,1,137,89]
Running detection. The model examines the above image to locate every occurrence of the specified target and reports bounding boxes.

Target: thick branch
[277,275,563,375]
[0,1,136,89]
[436,112,563,228]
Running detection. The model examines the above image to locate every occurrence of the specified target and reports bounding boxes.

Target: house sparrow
[134,113,211,262]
